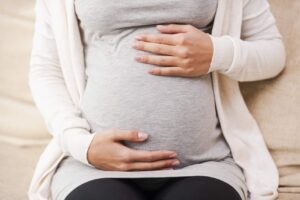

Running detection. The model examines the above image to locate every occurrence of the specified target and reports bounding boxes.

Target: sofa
[0,0,299,199]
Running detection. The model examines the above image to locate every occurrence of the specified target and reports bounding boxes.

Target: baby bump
[80,68,231,168]
[79,27,231,168]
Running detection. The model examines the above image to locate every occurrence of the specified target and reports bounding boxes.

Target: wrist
[207,35,234,74]
[62,128,96,167]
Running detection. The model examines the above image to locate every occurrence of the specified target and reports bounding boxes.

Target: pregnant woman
[28,0,286,200]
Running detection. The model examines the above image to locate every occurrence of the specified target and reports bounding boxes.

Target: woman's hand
[132,24,213,77]
[87,128,180,171]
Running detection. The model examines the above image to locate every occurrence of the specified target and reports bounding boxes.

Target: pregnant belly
[79,28,231,168]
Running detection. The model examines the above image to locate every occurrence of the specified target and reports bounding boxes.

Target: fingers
[135,33,178,46]
[133,36,192,58]
[135,54,180,67]
[133,41,182,57]
[108,128,180,171]
[124,149,178,162]
[111,129,148,142]
[134,24,194,47]
[148,66,187,77]
[122,158,180,171]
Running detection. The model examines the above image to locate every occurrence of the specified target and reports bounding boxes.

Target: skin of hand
[132,23,213,77]
[87,128,180,171]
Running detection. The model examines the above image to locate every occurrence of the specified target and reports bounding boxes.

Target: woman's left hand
[132,24,213,77]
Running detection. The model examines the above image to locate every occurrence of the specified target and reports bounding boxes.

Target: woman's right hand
[87,128,180,171]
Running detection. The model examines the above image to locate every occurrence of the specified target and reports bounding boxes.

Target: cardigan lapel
[65,0,86,105]
[45,0,83,106]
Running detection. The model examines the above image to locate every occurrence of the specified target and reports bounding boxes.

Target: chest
[74,0,218,33]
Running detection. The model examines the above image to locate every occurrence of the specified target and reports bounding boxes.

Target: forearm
[29,49,95,166]
[208,35,286,82]
[207,0,286,82]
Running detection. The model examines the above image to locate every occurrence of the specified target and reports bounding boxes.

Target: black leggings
[65,176,242,200]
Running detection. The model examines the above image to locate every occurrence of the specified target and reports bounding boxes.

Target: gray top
[50,0,248,200]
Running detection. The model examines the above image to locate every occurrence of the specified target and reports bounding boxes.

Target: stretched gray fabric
[51,1,248,200]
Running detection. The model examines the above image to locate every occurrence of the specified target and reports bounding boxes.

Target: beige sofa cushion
[240,0,300,194]
[0,0,50,145]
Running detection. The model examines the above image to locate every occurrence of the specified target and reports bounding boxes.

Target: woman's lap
[65,178,145,200]
[151,176,242,200]
[65,176,242,200]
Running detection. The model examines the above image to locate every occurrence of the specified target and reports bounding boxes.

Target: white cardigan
[27,0,286,199]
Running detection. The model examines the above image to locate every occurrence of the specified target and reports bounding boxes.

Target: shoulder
[242,0,272,20]
[34,0,49,16]
[243,0,270,8]
[34,0,53,25]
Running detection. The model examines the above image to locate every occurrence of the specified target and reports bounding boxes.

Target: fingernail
[138,132,148,139]
[169,153,177,158]
[132,42,138,48]
[172,160,180,166]
[148,69,155,74]
[135,55,143,61]
[135,35,143,40]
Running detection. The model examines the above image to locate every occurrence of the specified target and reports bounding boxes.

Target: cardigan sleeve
[207,0,286,82]
[28,0,95,167]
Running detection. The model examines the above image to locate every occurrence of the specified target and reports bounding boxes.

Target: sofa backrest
[240,0,300,193]
[0,0,50,146]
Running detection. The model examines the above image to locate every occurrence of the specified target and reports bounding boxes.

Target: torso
[50,1,248,200]
[76,0,230,168]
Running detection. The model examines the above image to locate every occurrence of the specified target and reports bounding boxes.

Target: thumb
[112,129,149,142]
